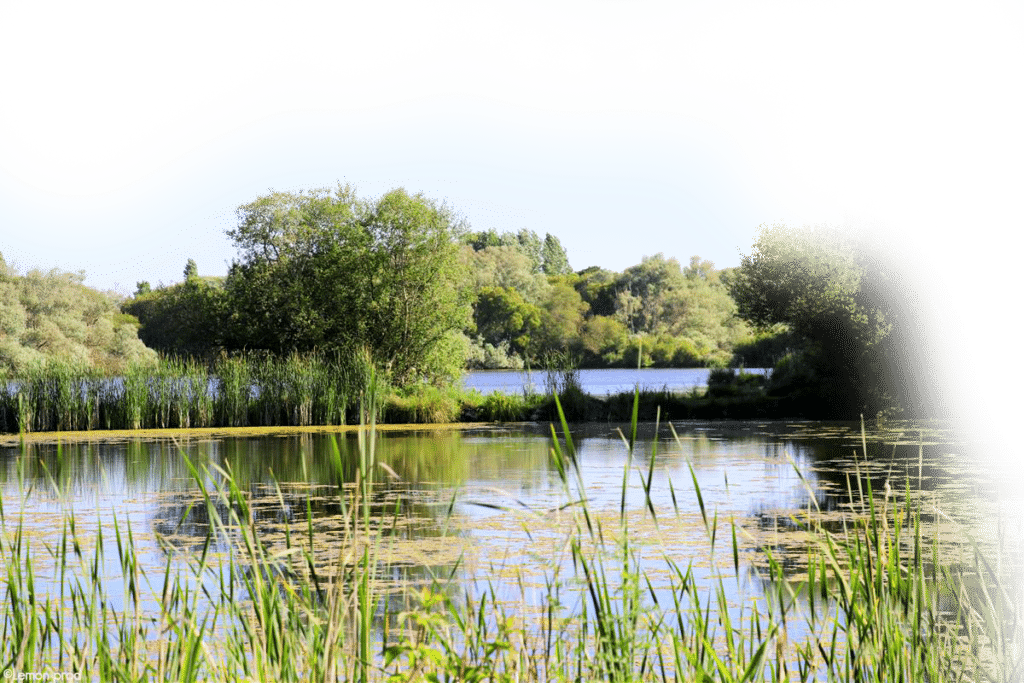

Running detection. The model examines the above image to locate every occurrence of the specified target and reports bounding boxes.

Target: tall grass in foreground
[0,395,1020,680]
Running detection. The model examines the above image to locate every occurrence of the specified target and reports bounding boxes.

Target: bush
[731,327,795,367]
[478,391,533,422]
[385,385,463,424]
[706,368,767,398]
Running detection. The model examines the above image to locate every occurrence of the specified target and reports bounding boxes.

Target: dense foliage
[125,185,473,386]
[122,273,225,358]
[726,223,924,417]
[463,242,754,369]
[121,189,761,376]
[124,190,757,376]
[222,185,472,385]
[0,254,155,376]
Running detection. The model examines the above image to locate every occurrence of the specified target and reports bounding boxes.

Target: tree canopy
[726,223,924,416]
[727,225,869,336]
[462,249,750,369]
[122,269,225,358]
[0,258,155,376]
[462,228,571,276]
[119,185,761,376]
[222,185,472,385]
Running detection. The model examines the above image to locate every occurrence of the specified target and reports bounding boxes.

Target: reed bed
[0,356,843,434]
[0,351,384,434]
[0,394,1020,681]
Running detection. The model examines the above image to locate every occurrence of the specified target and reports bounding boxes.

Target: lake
[0,418,1010,678]
[463,367,771,395]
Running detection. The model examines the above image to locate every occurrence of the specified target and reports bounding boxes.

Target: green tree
[541,233,572,275]
[356,189,471,383]
[669,259,748,366]
[726,223,920,416]
[183,259,199,281]
[472,286,543,358]
[684,255,715,281]
[463,229,511,251]
[0,263,155,376]
[579,315,628,365]
[536,281,588,354]
[516,229,543,273]
[462,245,551,305]
[613,253,686,335]
[224,185,375,354]
[574,266,618,317]
[122,277,226,357]
[224,185,471,385]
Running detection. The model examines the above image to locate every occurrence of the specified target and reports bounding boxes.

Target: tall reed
[0,350,389,433]
[0,393,1019,681]
[214,354,252,427]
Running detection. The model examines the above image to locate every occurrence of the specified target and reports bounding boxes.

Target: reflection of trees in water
[0,438,208,497]
[741,436,987,590]
[8,423,971,581]
[143,428,562,644]
[149,428,549,549]
[152,478,459,554]
[8,421,992,661]
[151,475,471,643]
[198,429,553,488]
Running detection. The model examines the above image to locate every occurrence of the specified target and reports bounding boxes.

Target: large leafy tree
[538,280,588,353]
[574,266,617,317]
[122,265,226,358]
[462,245,550,305]
[461,228,570,277]
[726,223,922,416]
[223,185,471,385]
[613,254,688,335]
[579,315,629,365]
[541,233,572,275]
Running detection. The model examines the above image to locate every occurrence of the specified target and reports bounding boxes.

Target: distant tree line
[121,185,766,387]
[0,254,156,376]
[460,231,755,370]
[0,185,931,419]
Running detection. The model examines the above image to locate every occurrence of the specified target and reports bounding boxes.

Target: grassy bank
[0,395,1019,681]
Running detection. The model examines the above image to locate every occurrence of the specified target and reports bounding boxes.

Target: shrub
[478,391,530,422]
[706,367,767,398]
[385,385,462,424]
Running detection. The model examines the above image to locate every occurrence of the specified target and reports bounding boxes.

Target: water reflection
[0,420,982,635]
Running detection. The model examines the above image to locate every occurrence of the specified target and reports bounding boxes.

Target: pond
[463,367,771,395]
[0,419,1008,677]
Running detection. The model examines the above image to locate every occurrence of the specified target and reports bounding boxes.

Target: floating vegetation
[0,396,1019,681]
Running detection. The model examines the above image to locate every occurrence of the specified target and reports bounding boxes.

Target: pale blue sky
[0,0,847,292]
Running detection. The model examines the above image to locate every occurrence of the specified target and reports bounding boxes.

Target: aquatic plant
[0,398,1019,680]
[384,384,463,425]
[476,390,532,422]
[0,350,389,433]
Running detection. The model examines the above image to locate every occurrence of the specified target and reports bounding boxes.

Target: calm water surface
[0,419,999,658]
[463,367,770,395]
